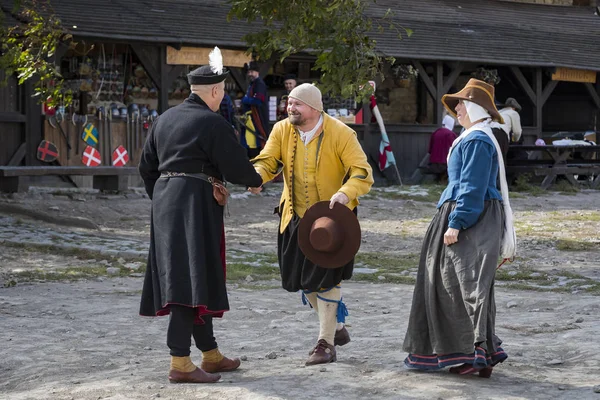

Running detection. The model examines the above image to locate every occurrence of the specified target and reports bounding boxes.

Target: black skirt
[277,213,354,292]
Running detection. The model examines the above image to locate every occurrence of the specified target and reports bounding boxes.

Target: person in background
[241,61,270,159]
[499,98,522,143]
[278,73,297,121]
[425,114,458,183]
[219,92,235,127]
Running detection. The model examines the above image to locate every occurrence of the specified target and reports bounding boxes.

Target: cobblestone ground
[1,185,599,399]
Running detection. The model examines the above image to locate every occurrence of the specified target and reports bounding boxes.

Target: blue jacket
[437,130,502,230]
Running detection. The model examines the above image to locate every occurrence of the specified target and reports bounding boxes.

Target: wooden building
[1,0,599,187]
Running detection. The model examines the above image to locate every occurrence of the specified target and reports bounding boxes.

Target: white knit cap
[288,83,323,112]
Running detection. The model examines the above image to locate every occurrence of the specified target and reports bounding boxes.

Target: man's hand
[444,227,460,245]
[329,192,349,209]
[247,186,262,195]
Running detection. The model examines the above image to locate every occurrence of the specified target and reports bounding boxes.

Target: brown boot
[168,367,221,383]
[201,355,241,373]
[306,339,336,366]
[334,326,351,346]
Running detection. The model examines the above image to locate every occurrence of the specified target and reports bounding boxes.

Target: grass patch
[226,262,280,282]
[545,211,600,223]
[510,174,546,196]
[364,185,444,203]
[555,239,598,251]
[1,241,147,263]
[7,265,133,284]
[496,267,549,282]
[552,179,579,194]
[351,252,420,284]
[355,252,419,270]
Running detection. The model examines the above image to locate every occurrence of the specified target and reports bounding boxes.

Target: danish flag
[112,146,129,167]
[82,145,101,167]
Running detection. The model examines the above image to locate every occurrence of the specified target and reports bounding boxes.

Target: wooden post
[24,80,42,166]
[435,61,444,125]
[229,68,247,93]
[534,68,543,138]
[159,46,169,113]
[509,66,537,106]
[442,62,464,95]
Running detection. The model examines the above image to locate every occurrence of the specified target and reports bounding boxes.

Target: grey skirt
[403,200,505,359]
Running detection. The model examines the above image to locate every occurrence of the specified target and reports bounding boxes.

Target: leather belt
[160,171,225,186]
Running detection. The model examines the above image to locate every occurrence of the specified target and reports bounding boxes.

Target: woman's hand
[444,228,460,245]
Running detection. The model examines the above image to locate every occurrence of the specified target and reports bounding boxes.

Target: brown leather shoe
[201,355,241,373]
[306,339,336,366]
[168,367,221,383]
[334,326,351,346]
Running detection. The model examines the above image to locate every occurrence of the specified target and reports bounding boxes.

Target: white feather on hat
[209,47,223,75]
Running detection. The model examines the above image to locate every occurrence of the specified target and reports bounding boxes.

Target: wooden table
[506,145,600,189]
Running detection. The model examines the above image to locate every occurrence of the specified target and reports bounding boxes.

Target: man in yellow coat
[251,83,374,365]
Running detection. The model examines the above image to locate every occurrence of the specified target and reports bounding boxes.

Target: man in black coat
[139,48,263,384]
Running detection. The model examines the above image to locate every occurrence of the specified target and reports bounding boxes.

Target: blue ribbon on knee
[301,290,312,307]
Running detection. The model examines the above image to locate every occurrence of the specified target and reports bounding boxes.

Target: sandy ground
[1,184,600,400]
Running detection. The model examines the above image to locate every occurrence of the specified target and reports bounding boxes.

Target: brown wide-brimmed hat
[442,78,504,123]
[298,201,361,269]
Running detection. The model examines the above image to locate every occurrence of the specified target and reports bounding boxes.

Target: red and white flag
[112,145,129,167]
[369,94,397,171]
[82,145,101,167]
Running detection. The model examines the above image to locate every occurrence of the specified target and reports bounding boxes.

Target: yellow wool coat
[252,113,374,233]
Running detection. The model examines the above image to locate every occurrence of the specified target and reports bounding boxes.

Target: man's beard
[289,113,305,126]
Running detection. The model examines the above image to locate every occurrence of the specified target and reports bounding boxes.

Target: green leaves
[228,0,411,102]
[0,0,73,107]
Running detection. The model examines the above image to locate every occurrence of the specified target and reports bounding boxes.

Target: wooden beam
[442,62,464,95]
[541,80,558,107]
[412,60,436,99]
[584,82,600,110]
[258,59,276,78]
[435,61,444,125]
[131,44,161,88]
[8,143,26,166]
[0,112,26,123]
[229,68,247,93]
[534,68,543,137]
[510,66,537,106]
[158,46,169,113]
[24,80,42,166]
[167,65,185,85]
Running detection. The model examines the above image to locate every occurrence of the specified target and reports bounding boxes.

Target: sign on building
[167,47,251,67]
[551,67,597,83]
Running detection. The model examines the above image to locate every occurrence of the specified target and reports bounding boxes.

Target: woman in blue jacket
[403,79,509,378]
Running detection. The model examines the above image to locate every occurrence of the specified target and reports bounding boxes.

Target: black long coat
[139,94,262,319]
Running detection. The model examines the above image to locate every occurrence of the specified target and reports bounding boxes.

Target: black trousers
[167,305,218,357]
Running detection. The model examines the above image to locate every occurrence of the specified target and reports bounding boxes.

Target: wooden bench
[506,145,600,189]
[0,166,139,193]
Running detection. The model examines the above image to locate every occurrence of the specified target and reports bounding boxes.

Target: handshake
[247,186,262,195]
